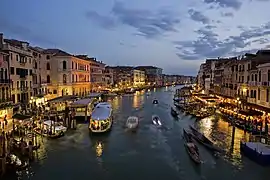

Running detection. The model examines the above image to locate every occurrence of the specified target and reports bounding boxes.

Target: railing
[248,81,257,86]
[247,97,256,104]
[0,79,12,83]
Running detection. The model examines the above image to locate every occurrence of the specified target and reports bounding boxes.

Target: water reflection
[96,142,103,157]
[197,115,250,167]
[133,94,139,108]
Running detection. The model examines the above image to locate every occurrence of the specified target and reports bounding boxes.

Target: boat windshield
[128,119,137,123]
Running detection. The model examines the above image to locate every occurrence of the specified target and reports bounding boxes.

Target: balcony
[248,81,257,86]
[247,97,256,104]
[20,87,29,92]
[0,79,12,84]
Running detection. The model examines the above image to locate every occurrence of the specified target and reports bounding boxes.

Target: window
[53,90,57,94]
[259,71,261,82]
[72,74,74,82]
[63,74,67,83]
[46,55,50,59]
[10,53,13,60]
[47,75,50,83]
[268,70,270,81]
[46,63,50,70]
[63,61,67,70]
[16,55,19,61]
[26,81,28,87]
[72,62,74,69]
[255,74,257,81]
[248,64,251,70]
[267,89,269,102]
[17,81,19,89]
[258,89,260,100]
[247,75,250,82]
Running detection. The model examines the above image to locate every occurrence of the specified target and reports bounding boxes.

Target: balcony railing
[247,97,256,104]
[248,81,257,86]
[0,79,12,84]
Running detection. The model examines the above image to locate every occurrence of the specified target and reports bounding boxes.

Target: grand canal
[7,86,270,180]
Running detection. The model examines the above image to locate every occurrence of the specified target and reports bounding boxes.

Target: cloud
[221,12,234,17]
[174,21,270,60]
[203,0,242,10]
[188,9,210,24]
[85,1,180,39]
[0,17,57,46]
[85,11,116,29]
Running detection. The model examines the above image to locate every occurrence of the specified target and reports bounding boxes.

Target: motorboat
[89,102,113,133]
[183,129,201,164]
[153,99,159,104]
[171,106,178,118]
[189,125,223,153]
[152,115,162,126]
[126,116,139,130]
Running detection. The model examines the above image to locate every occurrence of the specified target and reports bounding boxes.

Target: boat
[183,129,201,164]
[89,102,113,133]
[171,107,178,117]
[189,125,223,152]
[152,115,162,126]
[34,120,67,139]
[126,116,139,130]
[153,99,159,104]
[240,141,270,166]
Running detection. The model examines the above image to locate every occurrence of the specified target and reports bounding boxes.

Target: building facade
[43,49,91,99]
[3,39,33,103]
[104,66,114,89]
[136,66,163,86]
[132,69,145,87]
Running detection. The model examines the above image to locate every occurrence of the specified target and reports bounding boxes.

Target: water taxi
[89,102,113,133]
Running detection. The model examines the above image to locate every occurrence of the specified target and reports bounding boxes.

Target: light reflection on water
[198,115,251,168]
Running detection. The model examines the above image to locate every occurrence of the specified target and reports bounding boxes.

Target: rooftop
[91,102,112,120]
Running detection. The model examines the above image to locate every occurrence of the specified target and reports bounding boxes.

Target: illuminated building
[104,66,114,89]
[42,49,91,99]
[29,47,44,96]
[0,34,13,119]
[109,66,133,88]
[3,37,33,103]
[136,66,163,86]
[132,69,145,87]
[88,57,105,92]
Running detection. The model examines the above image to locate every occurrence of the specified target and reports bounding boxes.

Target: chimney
[0,33,3,50]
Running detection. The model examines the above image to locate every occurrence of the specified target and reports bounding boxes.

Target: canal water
[7,86,270,180]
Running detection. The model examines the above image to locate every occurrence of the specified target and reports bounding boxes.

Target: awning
[12,113,31,120]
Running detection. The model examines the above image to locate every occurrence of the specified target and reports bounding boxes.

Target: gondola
[171,107,178,118]
[183,129,201,164]
[189,125,223,153]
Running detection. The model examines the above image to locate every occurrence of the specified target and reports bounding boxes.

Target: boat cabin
[90,103,112,132]
[70,98,98,121]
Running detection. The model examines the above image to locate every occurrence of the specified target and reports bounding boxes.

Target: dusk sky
[1,0,270,76]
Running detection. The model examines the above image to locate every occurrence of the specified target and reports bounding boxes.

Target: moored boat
[152,115,162,126]
[189,125,223,152]
[171,107,178,118]
[34,120,67,139]
[240,140,270,166]
[126,116,139,130]
[183,129,201,164]
[89,102,113,133]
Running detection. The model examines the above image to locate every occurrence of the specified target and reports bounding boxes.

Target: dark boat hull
[189,125,223,153]
[183,129,201,164]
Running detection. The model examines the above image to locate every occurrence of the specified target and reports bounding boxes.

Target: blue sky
[1,0,270,75]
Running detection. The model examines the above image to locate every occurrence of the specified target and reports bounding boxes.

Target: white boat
[89,102,113,133]
[152,115,162,126]
[43,120,67,133]
[126,116,139,129]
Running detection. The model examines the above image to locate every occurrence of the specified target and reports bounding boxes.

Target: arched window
[47,75,50,83]
[46,62,50,70]
[63,74,67,83]
[63,61,67,70]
